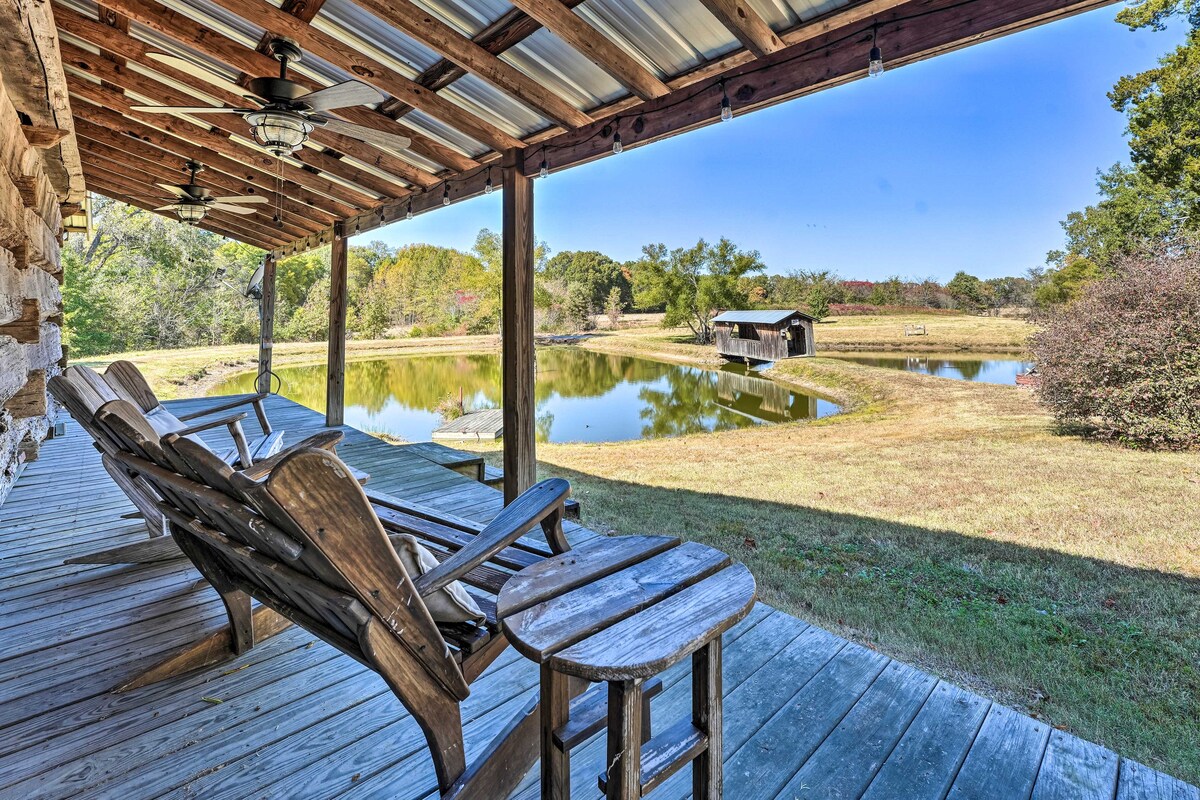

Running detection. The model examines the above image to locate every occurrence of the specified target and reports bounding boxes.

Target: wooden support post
[326,223,347,427]
[501,148,536,504]
[256,252,276,394]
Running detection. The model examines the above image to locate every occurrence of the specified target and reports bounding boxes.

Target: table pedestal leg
[541,666,571,800]
[693,642,723,800]
[606,678,644,800]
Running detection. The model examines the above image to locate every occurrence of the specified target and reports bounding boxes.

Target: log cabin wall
[0,0,82,504]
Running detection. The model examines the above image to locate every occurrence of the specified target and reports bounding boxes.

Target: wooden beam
[82,164,294,245]
[75,126,337,227]
[67,79,378,210]
[85,178,283,248]
[81,159,298,244]
[20,125,70,148]
[696,0,783,58]
[61,0,509,160]
[58,7,437,190]
[72,114,345,222]
[53,2,469,176]
[78,146,315,240]
[257,253,276,393]
[504,0,669,100]
[97,0,521,152]
[345,0,590,126]
[60,44,407,201]
[326,221,348,427]
[501,147,536,504]
[380,1,587,119]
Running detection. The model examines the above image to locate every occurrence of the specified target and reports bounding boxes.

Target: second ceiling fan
[132,38,412,158]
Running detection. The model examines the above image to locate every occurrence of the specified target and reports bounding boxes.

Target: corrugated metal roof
[712,310,814,324]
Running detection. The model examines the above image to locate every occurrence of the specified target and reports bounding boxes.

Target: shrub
[1029,250,1200,449]
[828,304,964,317]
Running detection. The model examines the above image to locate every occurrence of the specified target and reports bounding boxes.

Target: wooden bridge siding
[0,395,1194,800]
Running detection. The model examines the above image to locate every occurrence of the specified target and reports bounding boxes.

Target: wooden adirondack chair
[100,396,573,798]
[47,363,284,562]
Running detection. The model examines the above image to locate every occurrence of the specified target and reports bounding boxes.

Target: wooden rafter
[60,42,409,201]
[67,78,378,210]
[136,0,520,151]
[379,1,587,119]
[75,129,336,227]
[84,169,291,247]
[276,0,1117,257]
[503,0,669,100]
[52,0,475,175]
[695,0,783,58]
[73,115,345,222]
[81,159,310,240]
[344,0,591,126]
[57,6,439,189]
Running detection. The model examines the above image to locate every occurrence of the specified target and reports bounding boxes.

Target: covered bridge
[713,309,816,362]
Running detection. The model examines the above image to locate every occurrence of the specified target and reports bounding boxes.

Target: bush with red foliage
[828,304,964,317]
[1029,250,1200,449]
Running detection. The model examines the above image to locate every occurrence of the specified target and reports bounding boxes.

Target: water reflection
[212,348,838,443]
[830,353,1032,384]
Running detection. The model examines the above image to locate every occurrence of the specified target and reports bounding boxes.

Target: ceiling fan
[131,38,411,157]
[156,160,267,223]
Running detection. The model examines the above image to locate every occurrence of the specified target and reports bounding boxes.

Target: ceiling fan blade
[314,117,411,152]
[130,105,251,114]
[156,184,190,198]
[295,80,384,112]
[211,195,268,204]
[155,204,184,212]
[208,202,256,215]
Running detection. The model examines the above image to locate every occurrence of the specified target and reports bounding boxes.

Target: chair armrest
[173,412,254,467]
[177,393,272,434]
[413,478,570,597]
[237,431,345,481]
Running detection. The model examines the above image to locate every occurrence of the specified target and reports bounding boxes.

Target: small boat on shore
[1015,369,1041,388]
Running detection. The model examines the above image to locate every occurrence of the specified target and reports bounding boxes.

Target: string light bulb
[720,80,733,122]
[442,183,451,206]
[538,149,549,179]
[869,26,884,78]
[612,131,623,155]
[484,167,494,194]
[406,197,413,221]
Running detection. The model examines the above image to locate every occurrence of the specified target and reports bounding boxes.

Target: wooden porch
[1,394,1193,800]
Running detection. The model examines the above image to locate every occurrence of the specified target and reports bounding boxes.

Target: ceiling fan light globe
[247,111,312,155]
[176,203,207,224]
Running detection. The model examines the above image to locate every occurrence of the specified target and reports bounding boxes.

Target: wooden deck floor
[1,395,1194,800]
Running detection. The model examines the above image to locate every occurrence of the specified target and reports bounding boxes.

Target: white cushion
[391,534,484,625]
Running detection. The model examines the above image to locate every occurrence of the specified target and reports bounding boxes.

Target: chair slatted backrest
[99,398,469,700]
[102,360,162,413]
[47,366,124,455]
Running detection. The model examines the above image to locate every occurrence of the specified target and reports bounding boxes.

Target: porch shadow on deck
[0,394,1194,799]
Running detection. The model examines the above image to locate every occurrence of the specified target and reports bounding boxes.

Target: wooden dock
[0,394,1194,799]
[432,408,505,441]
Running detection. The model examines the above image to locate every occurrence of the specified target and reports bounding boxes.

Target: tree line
[64,197,1054,356]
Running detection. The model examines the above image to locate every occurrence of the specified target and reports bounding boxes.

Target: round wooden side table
[498,534,757,800]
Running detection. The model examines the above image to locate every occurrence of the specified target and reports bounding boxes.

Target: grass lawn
[93,316,1196,782]
[813,312,1033,352]
[529,335,1197,783]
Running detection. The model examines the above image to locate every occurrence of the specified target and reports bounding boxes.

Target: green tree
[946,271,990,313]
[1034,256,1103,307]
[631,238,765,343]
[541,250,630,309]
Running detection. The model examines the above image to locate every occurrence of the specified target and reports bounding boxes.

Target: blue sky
[363,7,1185,282]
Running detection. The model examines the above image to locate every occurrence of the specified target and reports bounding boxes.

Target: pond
[211,348,839,444]
[829,352,1032,384]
